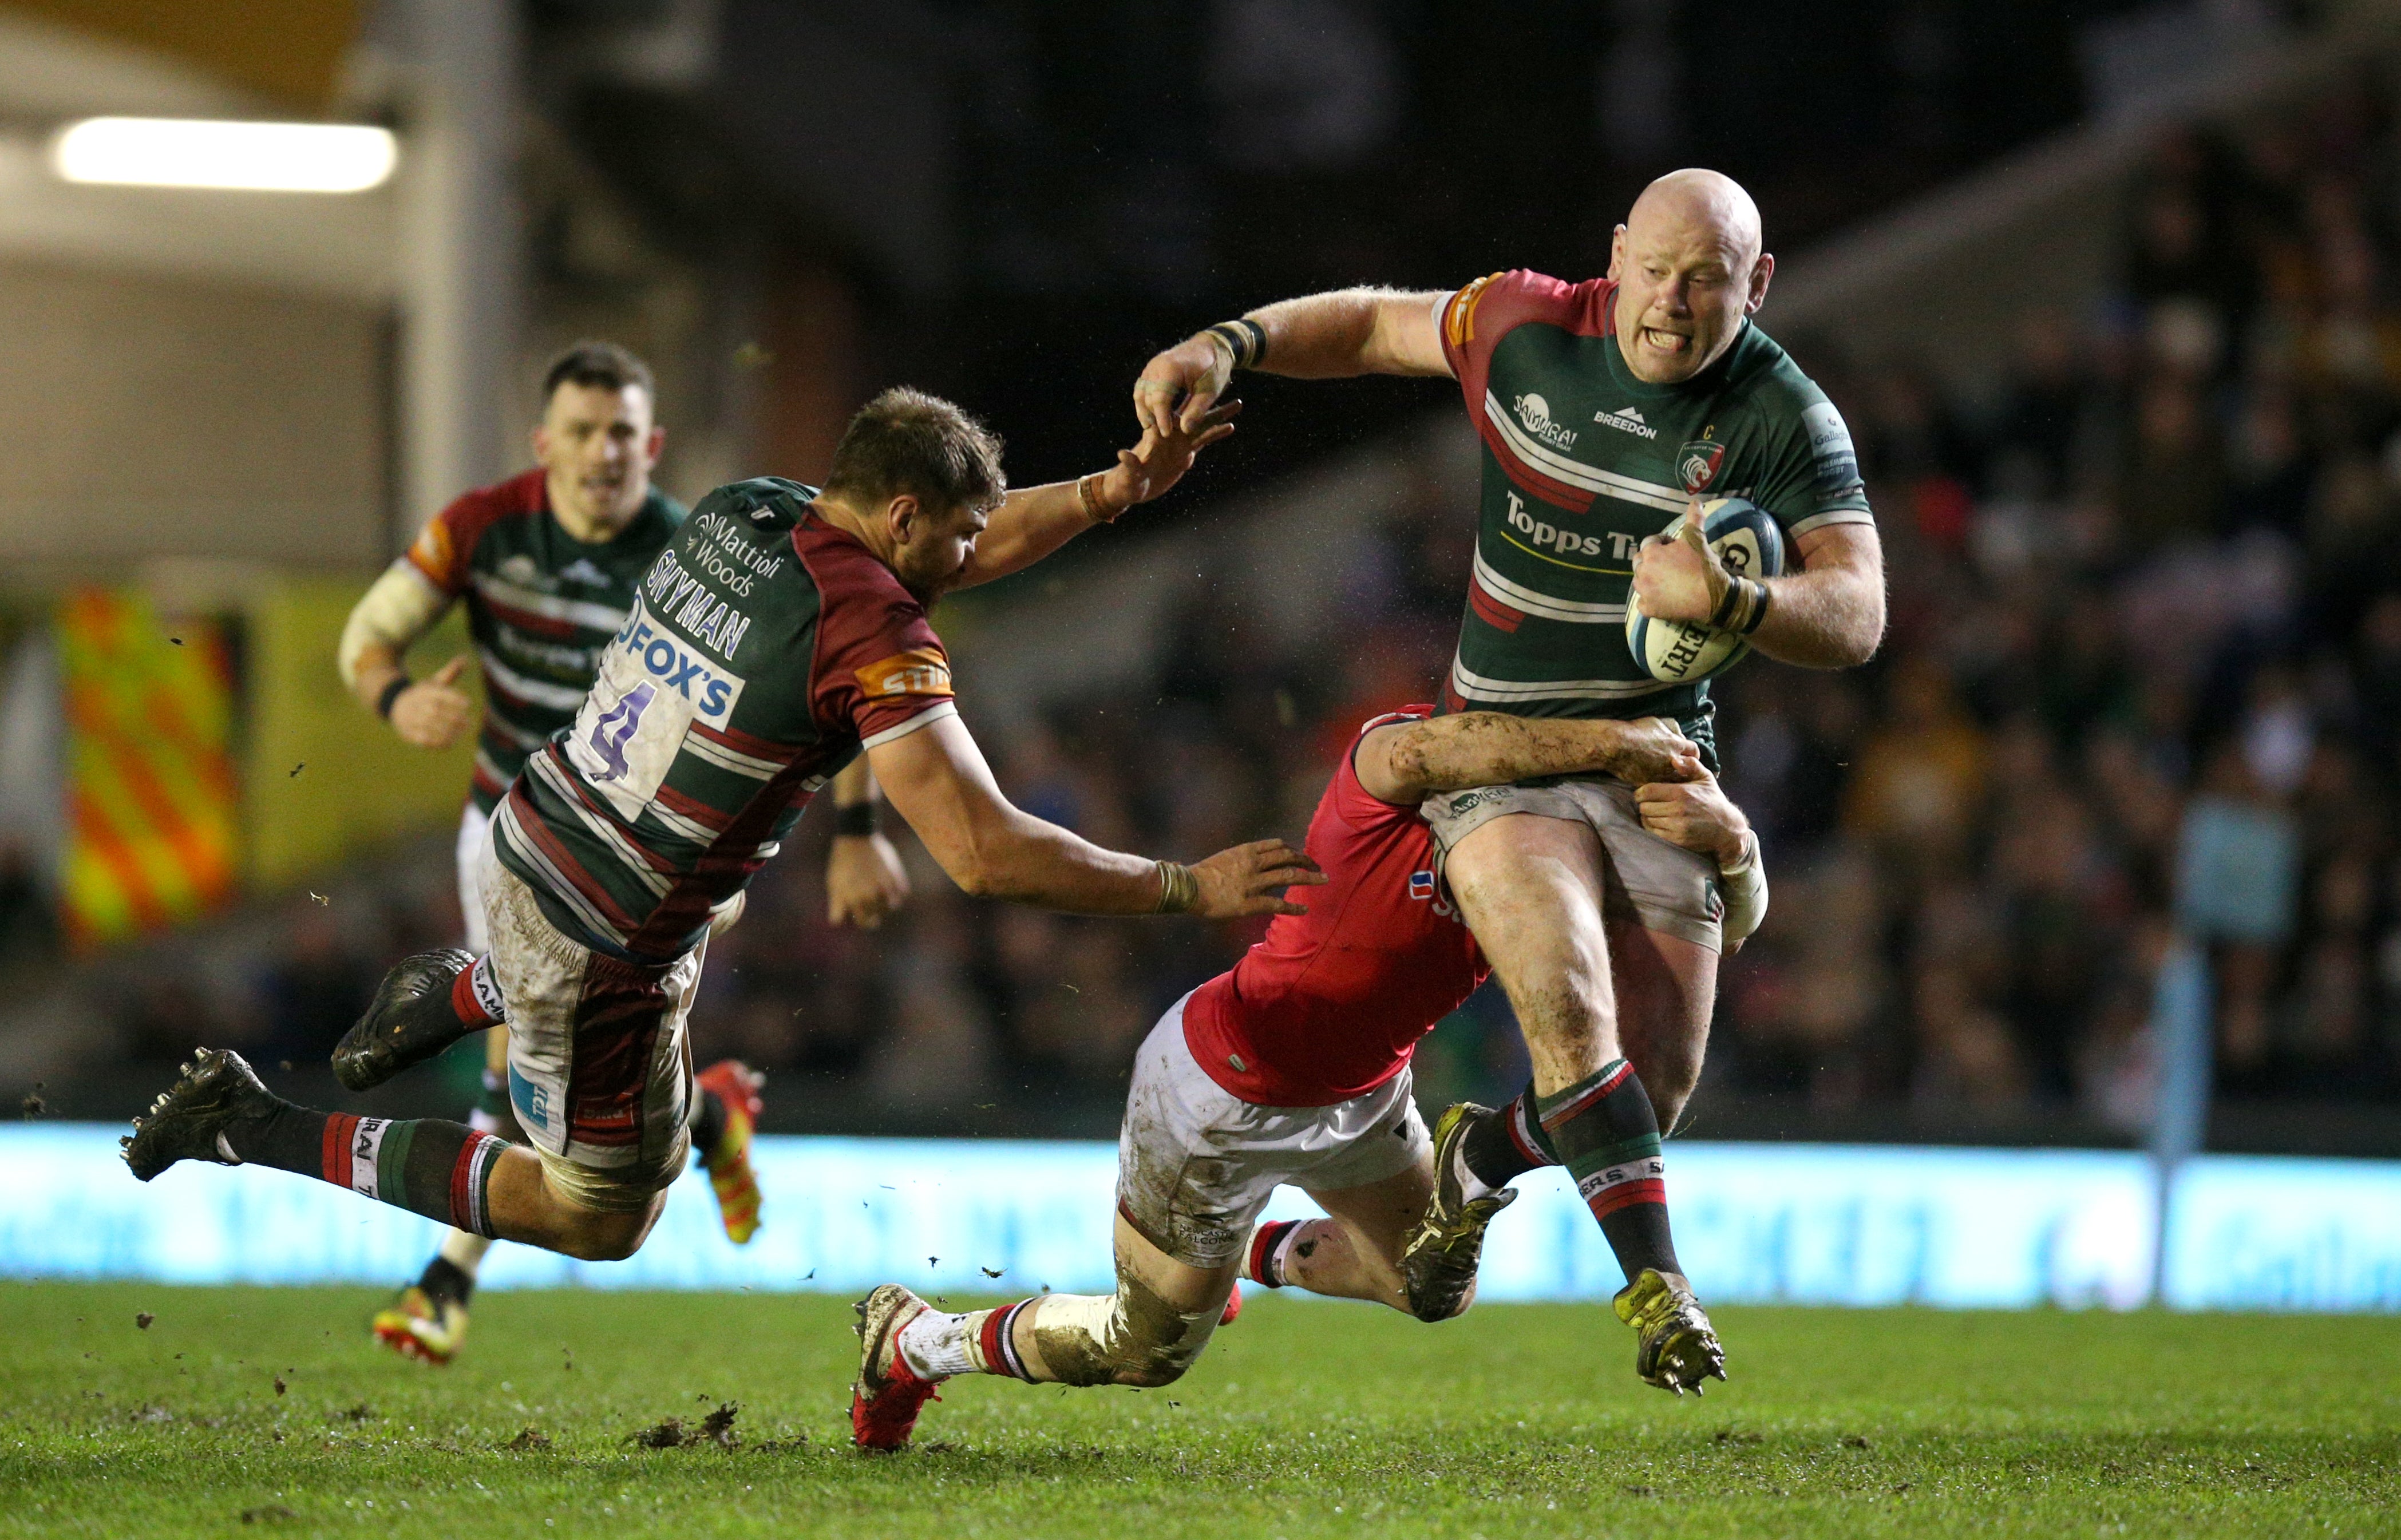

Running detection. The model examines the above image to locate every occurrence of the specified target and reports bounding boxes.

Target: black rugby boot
[333,948,480,1092]
[121,1048,280,1181]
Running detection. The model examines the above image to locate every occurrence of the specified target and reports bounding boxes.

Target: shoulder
[408,469,545,591]
[1445,270,1609,351]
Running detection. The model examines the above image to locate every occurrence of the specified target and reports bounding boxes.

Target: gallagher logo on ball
[1677,438,1726,494]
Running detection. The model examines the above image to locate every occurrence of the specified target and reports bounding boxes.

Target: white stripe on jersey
[529,753,671,898]
[478,647,588,712]
[1785,508,1875,539]
[472,571,630,634]
[1482,391,1687,513]
[494,797,634,944]
[1473,545,1627,623]
[643,801,721,846]
[683,733,782,780]
[1449,655,1678,704]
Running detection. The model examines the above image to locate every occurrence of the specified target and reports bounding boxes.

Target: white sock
[438,1228,493,1278]
[896,1309,972,1379]
[1267,1222,1306,1286]
[1453,1140,1497,1205]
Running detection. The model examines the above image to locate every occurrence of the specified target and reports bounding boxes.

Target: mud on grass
[4,1282,2400,1539]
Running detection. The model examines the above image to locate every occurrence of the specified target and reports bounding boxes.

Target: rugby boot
[1398,1101,1518,1321]
[851,1284,942,1451]
[371,1284,469,1367]
[695,1059,765,1244]
[121,1048,278,1181]
[333,948,479,1092]
[1612,1267,1727,1395]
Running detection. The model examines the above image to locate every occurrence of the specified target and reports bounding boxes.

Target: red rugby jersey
[1181,707,1488,1106]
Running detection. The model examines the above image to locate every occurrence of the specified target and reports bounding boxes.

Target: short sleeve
[1438,271,1592,429]
[813,593,959,750]
[1753,389,1873,540]
[404,496,482,596]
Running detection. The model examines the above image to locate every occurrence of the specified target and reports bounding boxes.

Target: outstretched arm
[1352,713,1704,805]
[337,563,474,749]
[955,403,1242,589]
[868,714,1324,918]
[1134,288,1453,436]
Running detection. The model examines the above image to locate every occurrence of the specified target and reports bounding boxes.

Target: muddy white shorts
[477,838,700,1213]
[1420,775,1724,951]
[1115,995,1430,1269]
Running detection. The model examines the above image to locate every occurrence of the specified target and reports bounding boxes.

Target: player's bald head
[1626,169,1764,273]
[1609,168,1775,385]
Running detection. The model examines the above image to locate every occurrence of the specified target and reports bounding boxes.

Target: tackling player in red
[851,705,1765,1449]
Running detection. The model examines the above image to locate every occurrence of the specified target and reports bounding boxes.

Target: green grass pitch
[4,1283,2396,1538]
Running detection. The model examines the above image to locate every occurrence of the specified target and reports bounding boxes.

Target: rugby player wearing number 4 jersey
[852,707,1765,1448]
[333,343,883,1364]
[124,387,1320,1270]
[1135,169,1886,1381]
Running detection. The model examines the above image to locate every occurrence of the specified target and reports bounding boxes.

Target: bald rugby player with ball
[1132,169,1885,1391]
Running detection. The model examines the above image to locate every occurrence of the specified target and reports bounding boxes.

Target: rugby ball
[1623,497,1786,684]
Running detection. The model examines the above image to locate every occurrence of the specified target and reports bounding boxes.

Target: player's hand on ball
[1631,500,1731,626]
[1102,401,1242,515]
[1188,838,1326,919]
[1595,716,1705,786]
[1134,334,1236,437]
[391,655,474,750]
[1634,773,1751,868]
[827,832,910,930]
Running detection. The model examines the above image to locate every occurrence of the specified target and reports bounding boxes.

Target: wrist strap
[833,801,881,837]
[375,675,412,720]
[1077,472,1119,525]
[1153,860,1199,915]
[1204,318,1267,371]
[1710,576,1771,636]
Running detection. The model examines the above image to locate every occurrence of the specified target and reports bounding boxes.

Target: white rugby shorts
[455,803,492,954]
[1116,995,1429,1269]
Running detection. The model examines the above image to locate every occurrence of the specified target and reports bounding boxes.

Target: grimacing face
[1607,211,1771,386]
[888,497,992,601]
[535,381,660,531]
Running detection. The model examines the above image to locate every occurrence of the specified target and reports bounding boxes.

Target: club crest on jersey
[1678,439,1726,493]
[1510,392,1577,450]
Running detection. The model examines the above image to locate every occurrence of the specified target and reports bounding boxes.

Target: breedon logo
[1511,393,1578,451]
[1595,404,1659,440]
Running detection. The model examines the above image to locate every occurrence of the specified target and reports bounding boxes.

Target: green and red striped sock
[226,1102,505,1238]
[1537,1059,1679,1283]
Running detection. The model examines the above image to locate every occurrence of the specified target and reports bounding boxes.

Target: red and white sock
[1242,1220,1304,1288]
[450,953,505,1027]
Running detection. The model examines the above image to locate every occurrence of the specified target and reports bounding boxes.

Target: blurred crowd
[50,76,2401,1132]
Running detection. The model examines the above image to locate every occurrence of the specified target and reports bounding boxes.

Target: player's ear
[1607,224,1628,281]
[644,424,666,465]
[887,493,920,543]
[1746,251,1775,314]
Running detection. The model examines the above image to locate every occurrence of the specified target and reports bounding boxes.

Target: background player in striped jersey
[333,342,906,1363]
[851,707,1764,1448]
[125,388,1320,1282]
[1132,169,1886,1376]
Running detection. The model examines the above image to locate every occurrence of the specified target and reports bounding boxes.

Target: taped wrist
[832,801,881,837]
[1203,319,1267,370]
[1153,860,1199,915]
[375,675,412,720]
[1710,576,1771,635]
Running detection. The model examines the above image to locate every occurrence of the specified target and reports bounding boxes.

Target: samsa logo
[1512,393,1577,451]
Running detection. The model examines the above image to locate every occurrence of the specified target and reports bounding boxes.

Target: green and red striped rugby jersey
[1436,270,1873,765]
[404,469,687,813]
[493,477,958,960]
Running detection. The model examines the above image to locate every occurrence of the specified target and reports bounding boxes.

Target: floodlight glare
[49,117,398,194]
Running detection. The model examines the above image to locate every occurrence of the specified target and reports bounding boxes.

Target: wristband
[1153,859,1200,915]
[1710,576,1771,636]
[832,801,881,837]
[1203,318,1267,371]
[375,674,412,720]
[1077,472,1120,525]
